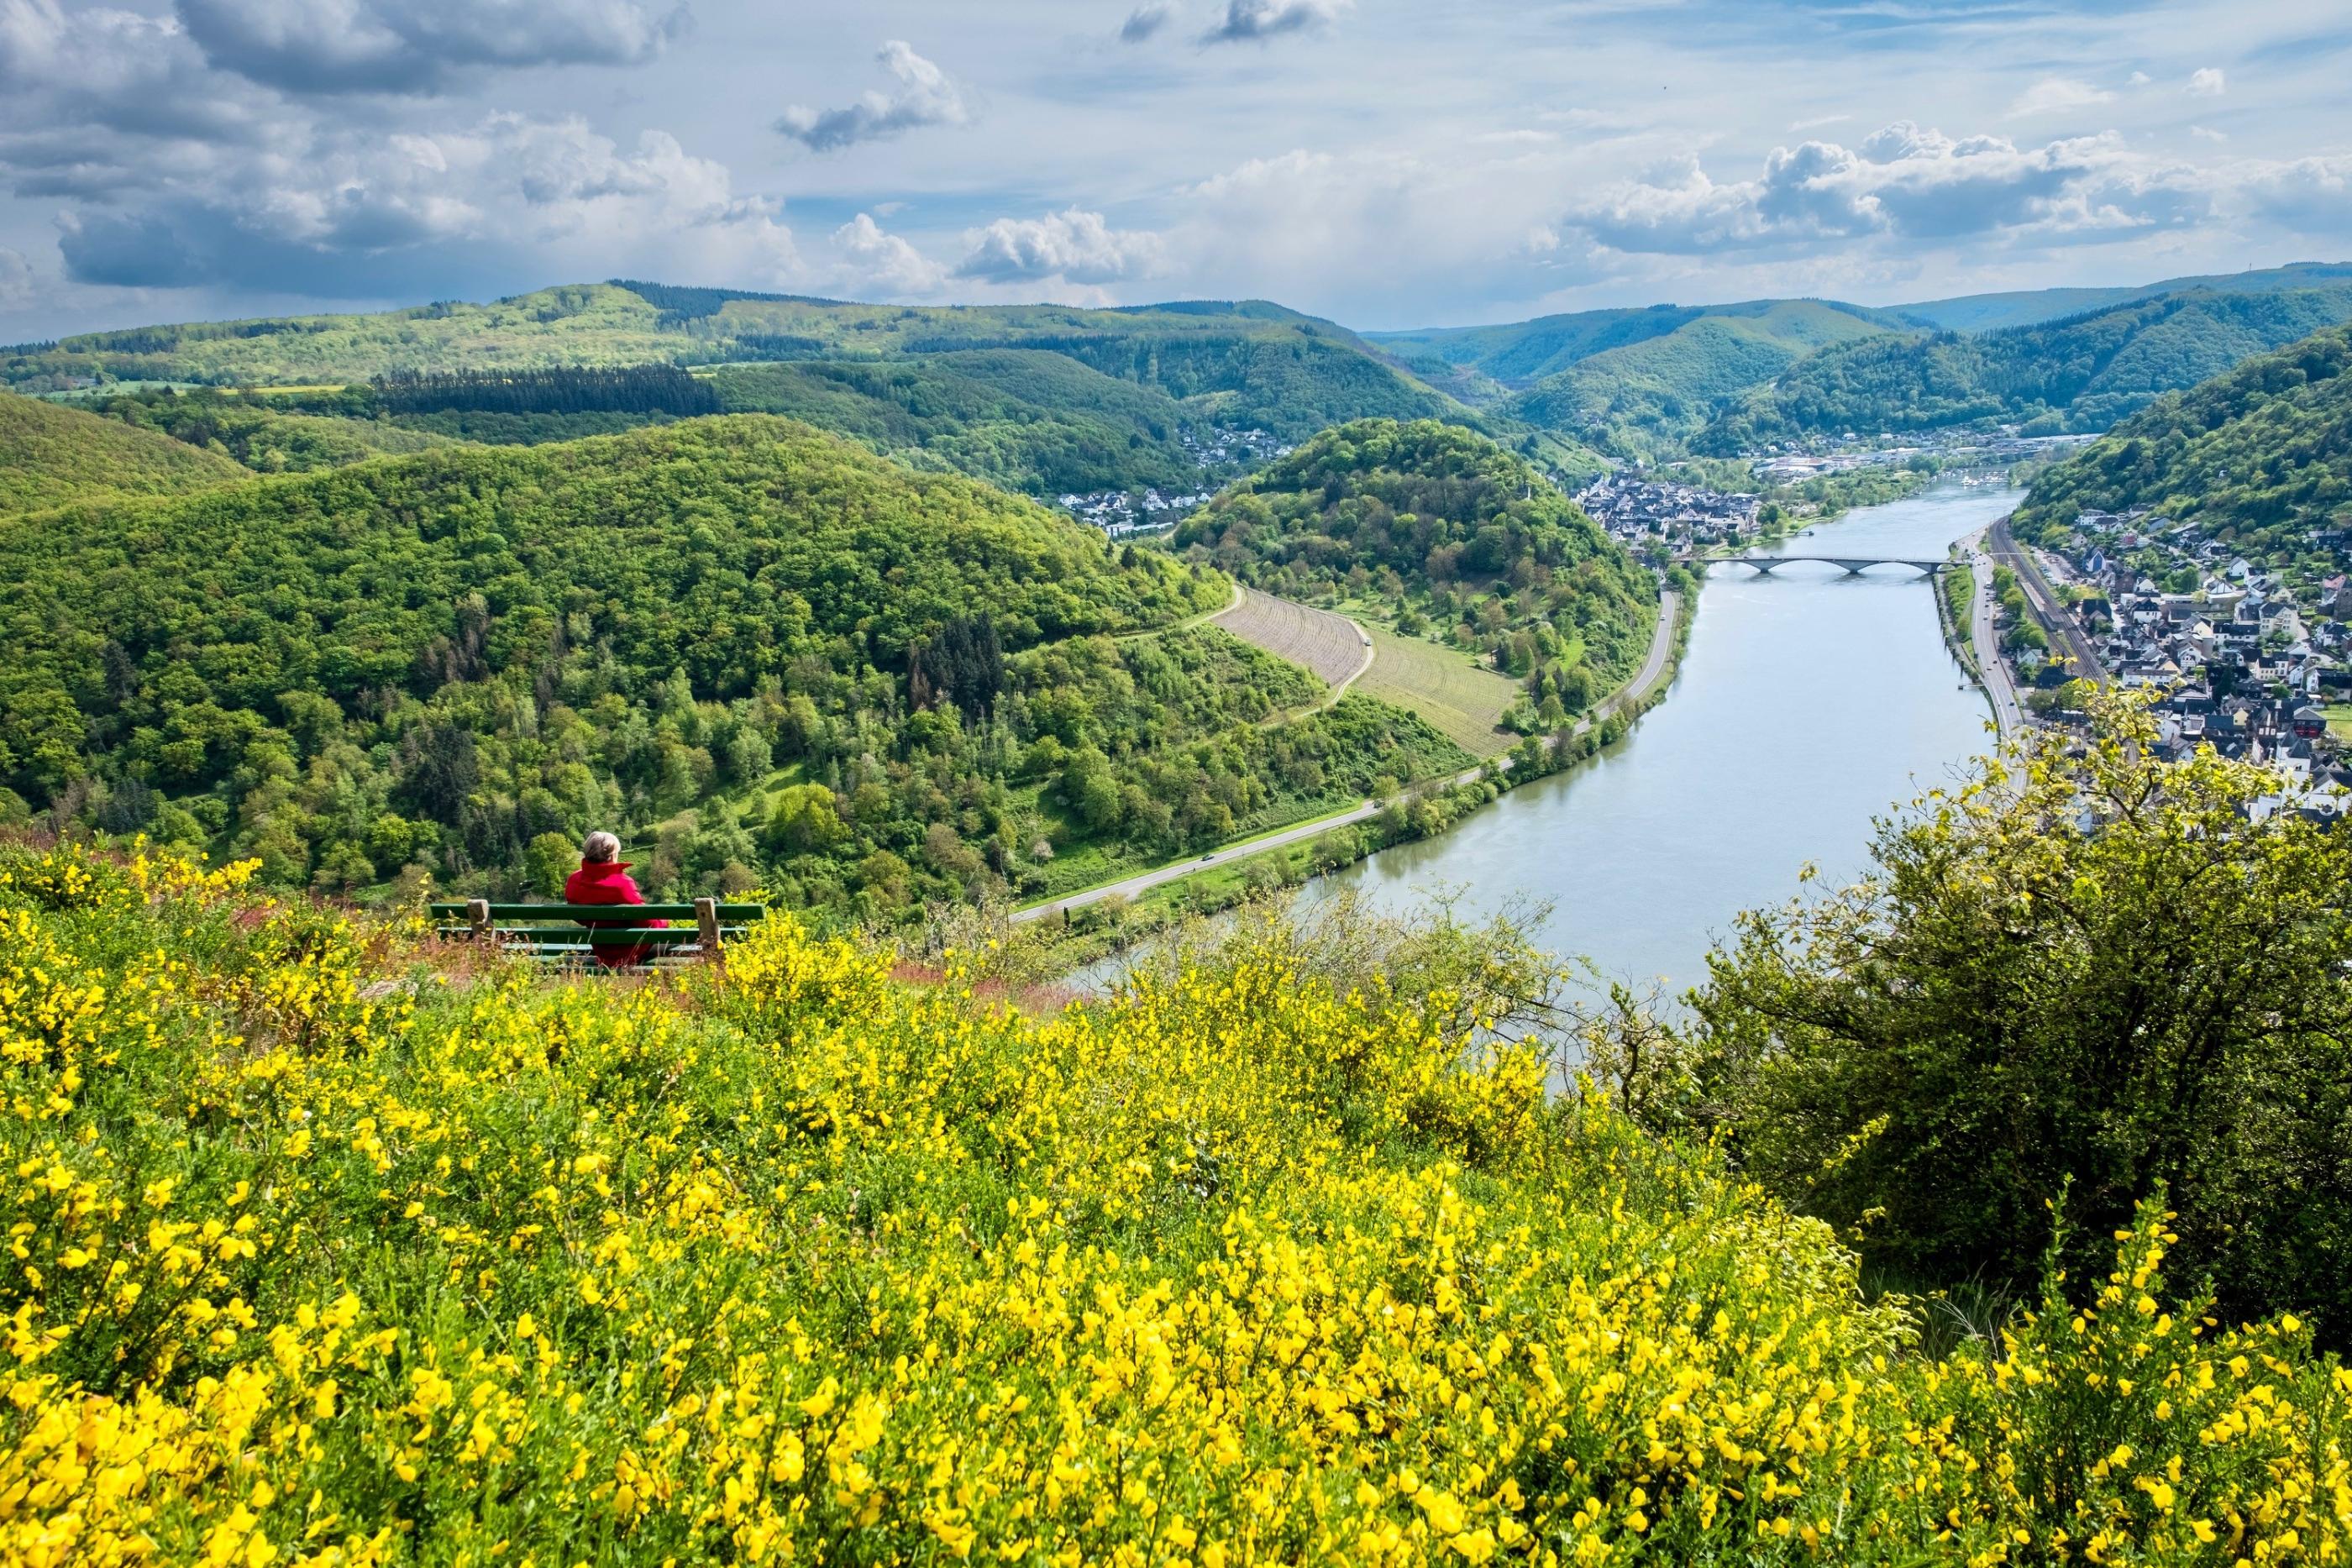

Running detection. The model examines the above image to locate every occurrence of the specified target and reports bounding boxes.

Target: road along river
[1299,479,2022,1001]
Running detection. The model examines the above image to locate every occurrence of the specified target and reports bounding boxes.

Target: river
[1298,478,2021,999]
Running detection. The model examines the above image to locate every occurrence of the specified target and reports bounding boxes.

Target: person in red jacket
[563,831,667,969]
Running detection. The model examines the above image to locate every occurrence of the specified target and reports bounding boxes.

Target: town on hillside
[1992,505,2352,821]
[1058,424,1292,535]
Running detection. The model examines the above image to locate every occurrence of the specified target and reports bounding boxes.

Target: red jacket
[564,860,668,968]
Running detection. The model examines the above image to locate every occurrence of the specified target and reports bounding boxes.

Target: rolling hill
[1176,418,1657,733]
[1698,284,2352,452]
[2011,321,2352,547]
[0,388,249,515]
[1897,260,2352,334]
[0,414,1471,917]
[1371,297,1903,383]
[3,281,1467,443]
[1369,299,1902,457]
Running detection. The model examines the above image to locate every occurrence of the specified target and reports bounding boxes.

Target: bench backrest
[427,897,767,967]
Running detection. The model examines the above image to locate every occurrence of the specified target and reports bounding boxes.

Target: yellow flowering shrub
[0,842,2344,1565]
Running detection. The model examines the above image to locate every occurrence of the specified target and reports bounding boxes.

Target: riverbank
[1020,586,1692,970]
[1307,480,2020,999]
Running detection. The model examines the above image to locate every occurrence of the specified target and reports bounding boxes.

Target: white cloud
[0,0,793,309]
[1200,0,1350,45]
[954,208,1161,285]
[53,113,799,295]
[2192,125,2229,144]
[775,40,971,153]
[176,0,690,95]
[2008,77,2113,118]
[832,212,944,296]
[2188,67,2227,97]
[2241,156,2352,239]
[1567,122,2206,256]
[1167,146,1595,321]
[0,244,31,307]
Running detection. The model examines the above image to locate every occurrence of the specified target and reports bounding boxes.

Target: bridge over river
[1712,554,1955,576]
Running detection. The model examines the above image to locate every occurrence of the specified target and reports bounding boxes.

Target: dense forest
[0,389,249,513]
[1698,285,2352,449]
[71,355,1238,500]
[1177,419,1657,726]
[0,415,1472,915]
[2013,321,2352,553]
[81,385,460,475]
[703,351,1210,496]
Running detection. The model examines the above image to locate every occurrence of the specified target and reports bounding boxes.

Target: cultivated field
[1212,587,1369,690]
[1357,624,1520,756]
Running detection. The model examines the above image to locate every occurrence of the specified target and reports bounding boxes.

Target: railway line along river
[1299,477,2024,1000]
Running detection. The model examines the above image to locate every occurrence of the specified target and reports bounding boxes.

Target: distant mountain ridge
[7,280,1616,501]
[0,281,1462,442]
[1696,284,2352,451]
[1367,297,1907,383]
[1893,262,2352,334]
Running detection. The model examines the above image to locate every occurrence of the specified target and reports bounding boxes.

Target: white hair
[582,831,622,863]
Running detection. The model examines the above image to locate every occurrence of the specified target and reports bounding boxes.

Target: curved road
[1014,590,1681,923]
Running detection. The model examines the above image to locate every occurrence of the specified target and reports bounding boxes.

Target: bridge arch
[1715,555,1950,577]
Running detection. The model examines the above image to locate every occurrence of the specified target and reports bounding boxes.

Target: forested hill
[1370,299,1898,458]
[1698,284,2352,451]
[0,414,1478,919]
[702,352,1209,496]
[2,281,1464,443]
[1896,260,2352,333]
[1369,297,1902,384]
[2013,322,2352,544]
[1178,419,1657,704]
[0,388,248,514]
[1500,304,1893,456]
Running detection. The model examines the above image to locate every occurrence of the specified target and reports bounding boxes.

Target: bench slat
[428,902,767,920]
[434,927,741,946]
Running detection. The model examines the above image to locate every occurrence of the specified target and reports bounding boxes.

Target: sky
[0,0,2348,340]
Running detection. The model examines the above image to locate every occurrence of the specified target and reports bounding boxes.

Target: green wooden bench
[428,899,768,967]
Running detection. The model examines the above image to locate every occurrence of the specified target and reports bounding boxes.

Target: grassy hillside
[1177,419,1657,730]
[8,837,2345,1564]
[2013,321,2352,547]
[0,388,248,513]
[0,415,1476,915]
[1699,284,2352,451]
[1899,260,2352,333]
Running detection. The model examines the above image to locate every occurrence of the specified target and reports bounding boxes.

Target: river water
[1297,479,2021,1000]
